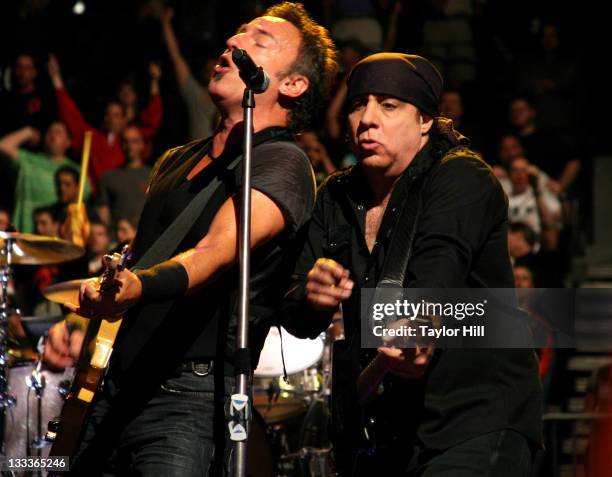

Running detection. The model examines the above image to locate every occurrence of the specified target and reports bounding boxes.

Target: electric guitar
[355,315,440,450]
[47,245,130,460]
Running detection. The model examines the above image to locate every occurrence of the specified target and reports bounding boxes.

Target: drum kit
[251,325,338,476]
[1,230,343,476]
[1,231,83,474]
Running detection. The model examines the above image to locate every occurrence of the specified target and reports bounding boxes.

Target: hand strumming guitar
[65,253,141,320]
[64,269,141,320]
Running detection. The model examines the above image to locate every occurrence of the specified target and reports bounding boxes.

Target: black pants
[71,368,234,476]
[348,429,533,477]
[412,429,533,477]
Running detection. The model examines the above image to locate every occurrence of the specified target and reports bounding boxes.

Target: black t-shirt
[110,127,315,379]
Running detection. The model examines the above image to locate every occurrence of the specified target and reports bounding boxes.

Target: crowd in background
[0,0,607,419]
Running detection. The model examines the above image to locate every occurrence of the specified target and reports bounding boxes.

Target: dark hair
[55,166,79,186]
[14,51,37,66]
[263,2,338,131]
[510,94,536,110]
[90,219,109,233]
[48,120,72,139]
[106,99,127,117]
[118,214,139,230]
[509,221,537,247]
[32,205,59,222]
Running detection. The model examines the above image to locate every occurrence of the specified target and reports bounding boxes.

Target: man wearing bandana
[282,53,542,476]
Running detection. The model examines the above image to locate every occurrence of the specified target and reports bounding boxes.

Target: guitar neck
[356,355,389,405]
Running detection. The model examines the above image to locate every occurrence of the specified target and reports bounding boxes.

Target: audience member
[96,125,151,228]
[48,53,124,188]
[325,0,383,52]
[493,133,525,178]
[32,205,60,238]
[297,131,336,185]
[0,52,56,135]
[513,264,535,289]
[516,23,577,133]
[503,156,562,250]
[439,88,485,153]
[31,205,62,315]
[116,216,138,245]
[86,221,112,276]
[0,207,10,231]
[160,6,217,141]
[336,38,370,77]
[116,62,164,157]
[509,96,580,195]
[0,121,87,233]
[514,262,555,382]
[47,55,161,188]
[421,0,476,85]
[507,221,538,263]
[51,166,98,227]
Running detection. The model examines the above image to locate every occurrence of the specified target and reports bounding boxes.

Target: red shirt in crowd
[55,88,162,189]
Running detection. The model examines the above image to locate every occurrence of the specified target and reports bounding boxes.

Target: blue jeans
[71,368,235,476]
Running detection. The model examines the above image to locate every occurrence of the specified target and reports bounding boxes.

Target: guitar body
[48,318,122,459]
[47,246,129,462]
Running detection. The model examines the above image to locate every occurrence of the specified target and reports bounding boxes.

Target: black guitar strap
[133,139,305,270]
[376,174,426,288]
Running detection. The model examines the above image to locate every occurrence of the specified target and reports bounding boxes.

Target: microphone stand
[230,85,255,477]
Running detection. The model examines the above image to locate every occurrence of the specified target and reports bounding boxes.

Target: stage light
[73,1,85,15]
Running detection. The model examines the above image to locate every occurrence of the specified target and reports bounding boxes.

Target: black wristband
[136,261,189,304]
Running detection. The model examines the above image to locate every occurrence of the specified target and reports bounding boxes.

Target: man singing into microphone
[43,3,338,475]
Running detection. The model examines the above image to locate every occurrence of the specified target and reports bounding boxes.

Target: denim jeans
[71,367,235,477]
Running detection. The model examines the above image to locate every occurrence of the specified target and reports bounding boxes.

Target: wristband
[136,261,189,303]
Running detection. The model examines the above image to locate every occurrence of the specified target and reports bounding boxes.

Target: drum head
[254,327,324,378]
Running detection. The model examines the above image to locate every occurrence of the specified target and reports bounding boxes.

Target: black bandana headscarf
[346,53,443,118]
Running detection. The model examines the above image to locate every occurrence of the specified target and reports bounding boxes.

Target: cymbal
[0,231,85,265]
[42,279,88,305]
[19,314,65,323]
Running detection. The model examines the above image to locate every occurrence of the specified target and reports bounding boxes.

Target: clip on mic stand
[230,55,268,475]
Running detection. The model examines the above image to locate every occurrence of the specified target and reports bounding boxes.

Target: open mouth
[214,54,233,72]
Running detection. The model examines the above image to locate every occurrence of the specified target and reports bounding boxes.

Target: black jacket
[282,126,542,461]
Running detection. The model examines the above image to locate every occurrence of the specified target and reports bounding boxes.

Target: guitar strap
[368,159,437,333]
[132,139,304,270]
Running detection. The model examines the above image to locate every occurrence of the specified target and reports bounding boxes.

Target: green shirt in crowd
[12,149,90,233]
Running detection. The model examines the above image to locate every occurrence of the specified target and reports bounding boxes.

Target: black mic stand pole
[230,84,255,477]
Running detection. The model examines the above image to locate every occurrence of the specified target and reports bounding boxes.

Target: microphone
[231,48,270,93]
